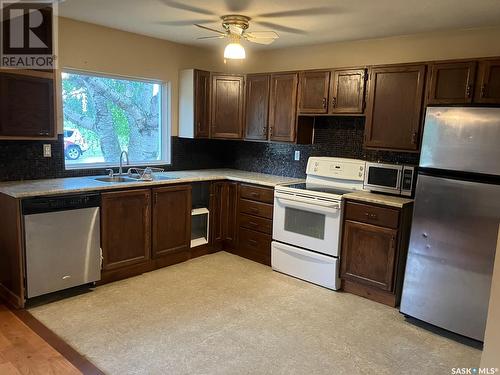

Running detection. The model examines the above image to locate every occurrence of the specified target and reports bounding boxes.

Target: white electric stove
[272,157,366,290]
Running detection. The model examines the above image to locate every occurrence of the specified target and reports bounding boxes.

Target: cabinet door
[211,74,244,139]
[245,74,270,140]
[329,69,366,114]
[152,185,192,257]
[269,73,298,142]
[225,181,239,249]
[210,182,225,247]
[475,60,500,104]
[298,71,329,114]
[101,189,151,271]
[209,181,238,249]
[0,72,54,138]
[364,65,425,151]
[427,61,476,104]
[194,70,210,137]
[341,220,397,291]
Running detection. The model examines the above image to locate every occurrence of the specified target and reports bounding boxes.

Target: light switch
[43,144,51,158]
[294,150,300,161]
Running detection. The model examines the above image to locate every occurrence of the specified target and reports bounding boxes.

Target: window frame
[61,68,171,170]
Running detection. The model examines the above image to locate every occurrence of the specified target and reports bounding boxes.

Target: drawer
[239,199,273,219]
[344,201,400,229]
[239,213,272,235]
[240,184,274,204]
[238,227,272,264]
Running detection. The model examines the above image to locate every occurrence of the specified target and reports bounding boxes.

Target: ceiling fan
[195,15,279,59]
[158,0,338,60]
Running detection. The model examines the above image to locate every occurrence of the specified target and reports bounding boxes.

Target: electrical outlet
[294,150,300,161]
[43,144,51,158]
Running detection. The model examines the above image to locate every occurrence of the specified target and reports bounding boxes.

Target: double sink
[93,175,179,184]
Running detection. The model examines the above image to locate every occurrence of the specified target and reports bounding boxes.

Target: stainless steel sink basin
[94,176,137,183]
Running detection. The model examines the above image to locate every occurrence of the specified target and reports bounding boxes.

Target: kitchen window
[61,70,170,169]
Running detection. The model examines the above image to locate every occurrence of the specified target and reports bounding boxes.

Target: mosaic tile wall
[0,116,420,181]
[0,136,229,182]
[226,116,420,178]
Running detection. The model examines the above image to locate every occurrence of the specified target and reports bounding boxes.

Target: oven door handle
[275,193,340,210]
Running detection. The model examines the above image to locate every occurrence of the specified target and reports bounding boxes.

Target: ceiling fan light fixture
[224,41,246,59]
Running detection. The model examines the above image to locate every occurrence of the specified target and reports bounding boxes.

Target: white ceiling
[59,0,500,50]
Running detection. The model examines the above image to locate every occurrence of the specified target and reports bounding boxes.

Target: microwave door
[364,164,402,194]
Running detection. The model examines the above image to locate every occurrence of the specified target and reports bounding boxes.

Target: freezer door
[420,107,500,176]
[400,174,500,341]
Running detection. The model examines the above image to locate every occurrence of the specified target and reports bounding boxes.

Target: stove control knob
[360,166,364,171]
[359,172,363,177]
[314,168,318,172]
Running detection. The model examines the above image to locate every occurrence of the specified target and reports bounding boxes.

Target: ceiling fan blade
[253,21,306,35]
[197,35,226,40]
[156,20,213,26]
[245,31,279,39]
[194,24,226,35]
[158,0,216,16]
[224,0,252,13]
[228,24,244,36]
[245,36,276,45]
[256,7,338,18]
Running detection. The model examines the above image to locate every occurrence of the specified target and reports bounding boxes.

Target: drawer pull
[249,208,260,214]
[248,221,259,227]
[250,192,260,198]
[248,239,258,246]
[365,212,378,219]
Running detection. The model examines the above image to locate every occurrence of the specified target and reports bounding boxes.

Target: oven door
[273,191,341,257]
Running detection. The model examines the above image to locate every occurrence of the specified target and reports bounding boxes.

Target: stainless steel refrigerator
[400,106,500,341]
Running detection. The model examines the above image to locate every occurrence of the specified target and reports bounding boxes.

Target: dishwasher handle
[22,193,101,215]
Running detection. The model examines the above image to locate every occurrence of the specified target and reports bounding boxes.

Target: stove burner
[285,183,354,195]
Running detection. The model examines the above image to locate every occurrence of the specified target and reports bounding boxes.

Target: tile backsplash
[226,116,420,178]
[0,116,420,182]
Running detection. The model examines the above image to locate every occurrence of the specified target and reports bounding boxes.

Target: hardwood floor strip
[9,306,104,375]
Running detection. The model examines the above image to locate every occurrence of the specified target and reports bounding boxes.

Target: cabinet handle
[248,239,258,246]
[250,192,259,198]
[390,236,396,250]
[248,221,259,227]
[466,85,472,98]
[322,97,327,109]
[411,131,418,145]
[365,212,377,220]
[249,208,259,214]
[269,127,273,137]
[332,97,337,108]
[480,84,487,98]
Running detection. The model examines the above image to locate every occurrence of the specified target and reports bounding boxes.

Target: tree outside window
[62,70,169,168]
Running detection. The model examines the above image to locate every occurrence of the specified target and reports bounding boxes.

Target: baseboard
[0,282,24,309]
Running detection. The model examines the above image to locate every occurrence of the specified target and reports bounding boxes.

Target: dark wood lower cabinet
[101,189,152,272]
[340,200,413,307]
[152,185,192,258]
[210,181,238,250]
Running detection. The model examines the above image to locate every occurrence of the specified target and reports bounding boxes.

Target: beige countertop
[343,191,414,208]
[0,169,304,199]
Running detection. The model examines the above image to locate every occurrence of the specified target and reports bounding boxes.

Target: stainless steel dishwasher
[22,193,101,298]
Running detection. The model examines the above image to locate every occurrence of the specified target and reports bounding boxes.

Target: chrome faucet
[119,151,129,176]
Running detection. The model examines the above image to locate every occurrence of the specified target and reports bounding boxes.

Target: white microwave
[364,162,416,196]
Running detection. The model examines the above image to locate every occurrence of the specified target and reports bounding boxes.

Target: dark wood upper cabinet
[427,61,476,104]
[245,74,270,141]
[179,69,210,139]
[152,185,192,258]
[211,74,244,139]
[0,71,55,139]
[364,64,426,152]
[329,69,366,114]
[341,220,397,292]
[269,73,299,142]
[101,189,151,271]
[298,70,330,114]
[194,70,210,137]
[475,59,500,104]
